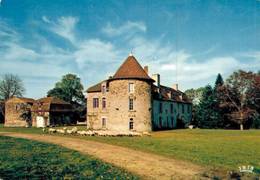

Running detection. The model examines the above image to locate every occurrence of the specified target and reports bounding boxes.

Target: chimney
[152,74,160,87]
[172,84,178,91]
[144,66,148,74]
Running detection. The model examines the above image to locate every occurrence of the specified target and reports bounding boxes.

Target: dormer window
[102,85,106,94]
[129,83,134,93]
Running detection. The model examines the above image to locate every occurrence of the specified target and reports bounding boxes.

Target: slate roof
[110,55,154,82]
[152,85,192,104]
[36,97,70,105]
[86,81,103,93]
[32,97,71,112]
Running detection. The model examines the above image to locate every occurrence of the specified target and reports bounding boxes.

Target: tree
[184,87,205,105]
[218,70,255,130]
[246,74,260,128]
[0,74,25,119]
[47,74,85,104]
[213,73,225,128]
[214,73,224,89]
[197,85,221,128]
[0,74,25,100]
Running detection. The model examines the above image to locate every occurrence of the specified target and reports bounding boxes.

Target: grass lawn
[80,129,260,171]
[1,124,260,171]
[0,136,138,179]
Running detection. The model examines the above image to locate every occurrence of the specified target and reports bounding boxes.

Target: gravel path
[0,132,206,180]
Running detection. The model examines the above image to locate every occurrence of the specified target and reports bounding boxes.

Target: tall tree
[214,73,224,89]
[0,74,25,100]
[197,85,221,128]
[218,70,255,130]
[213,73,225,128]
[47,74,85,104]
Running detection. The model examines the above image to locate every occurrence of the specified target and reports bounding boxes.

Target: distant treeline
[185,70,260,130]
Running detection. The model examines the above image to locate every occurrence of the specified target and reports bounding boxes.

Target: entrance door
[36,116,45,128]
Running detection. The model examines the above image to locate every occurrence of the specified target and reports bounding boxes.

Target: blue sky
[0,0,260,98]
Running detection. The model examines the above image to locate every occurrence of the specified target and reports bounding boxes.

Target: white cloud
[42,16,79,43]
[1,16,259,98]
[125,35,260,90]
[74,39,121,67]
[102,21,146,37]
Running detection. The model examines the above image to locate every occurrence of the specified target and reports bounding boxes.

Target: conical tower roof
[111,55,154,82]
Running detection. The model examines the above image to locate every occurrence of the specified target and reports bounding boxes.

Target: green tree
[197,85,221,128]
[214,73,224,89]
[184,87,205,105]
[47,74,85,104]
[213,73,225,128]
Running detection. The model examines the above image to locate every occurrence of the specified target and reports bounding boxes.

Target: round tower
[107,55,154,132]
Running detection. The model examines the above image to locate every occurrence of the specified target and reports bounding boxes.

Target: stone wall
[107,79,152,132]
[87,79,153,132]
[4,102,31,127]
[87,81,109,129]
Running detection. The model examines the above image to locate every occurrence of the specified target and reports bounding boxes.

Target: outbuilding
[32,97,73,127]
[4,97,35,127]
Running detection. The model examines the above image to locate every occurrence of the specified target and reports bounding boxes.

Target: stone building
[32,97,73,127]
[4,97,35,127]
[86,54,192,132]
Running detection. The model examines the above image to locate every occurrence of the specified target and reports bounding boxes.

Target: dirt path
[0,132,206,179]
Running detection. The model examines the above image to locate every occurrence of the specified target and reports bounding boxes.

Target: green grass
[82,129,260,170]
[1,124,260,171]
[0,136,138,179]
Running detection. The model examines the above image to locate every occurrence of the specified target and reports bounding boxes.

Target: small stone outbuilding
[4,97,35,127]
[32,97,73,127]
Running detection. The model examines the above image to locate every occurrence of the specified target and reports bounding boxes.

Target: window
[171,117,174,127]
[182,104,185,113]
[102,98,106,109]
[129,118,134,130]
[159,117,162,128]
[159,103,163,113]
[102,85,106,94]
[93,98,99,108]
[170,104,174,113]
[129,83,134,93]
[129,98,134,110]
[102,117,106,128]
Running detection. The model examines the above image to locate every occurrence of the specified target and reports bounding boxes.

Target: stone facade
[87,80,152,132]
[87,55,192,132]
[4,97,34,127]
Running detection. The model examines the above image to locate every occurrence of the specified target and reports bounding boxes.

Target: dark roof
[32,97,71,112]
[152,85,192,104]
[37,97,70,105]
[110,55,154,82]
[86,81,103,93]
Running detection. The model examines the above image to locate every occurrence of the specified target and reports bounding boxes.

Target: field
[1,124,260,171]
[0,136,138,179]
